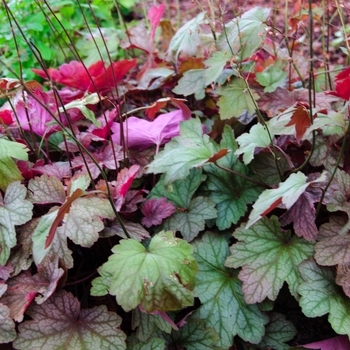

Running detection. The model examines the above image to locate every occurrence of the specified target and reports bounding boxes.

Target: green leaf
[217,7,270,60]
[259,313,297,350]
[192,232,268,348]
[149,169,217,241]
[201,126,263,229]
[127,335,165,350]
[146,118,218,185]
[204,51,231,85]
[58,93,101,127]
[167,12,206,60]
[0,304,16,343]
[298,259,350,337]
[13,290,127,350]
[172,318,220,350]
[162,196,217,241]
[225,216,314,303]
[172,69,206,100]
[0,181,33,265]
[246,171,327,228]
[91,231,198,313]
[217,78,259,120]
[256,62,288,92]
[0,138,29,191]
[234,123,273,165]
[132,307,175,342]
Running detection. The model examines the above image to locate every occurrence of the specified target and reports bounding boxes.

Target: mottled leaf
[259,313,297,350]
[0,304,16,343]
[225,216,314,303]
[91,231,198,312]
[298,259,350,337]
[192,232,268,348]
[0,181,33,265]
[13,290,126,350]
[127,335,165,350]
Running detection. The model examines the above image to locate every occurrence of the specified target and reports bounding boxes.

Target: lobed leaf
[91,231,198,313]
[192,232,268,348]
[13,290,126,350]
[225,216,314,303]
[0,181,33,265]
[298,259,350,337]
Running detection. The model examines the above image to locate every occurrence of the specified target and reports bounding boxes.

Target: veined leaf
[148,169,217,241]
[127,335,165,350]
[146,118,218,185]
[167,12,206,60]
[201,126,263,230]
[0,181,33,265]
[298,259,350,337]
[192,232,268,348]
[172,69,206,100]
[217,7,270,60]
[235,123,273,164]
[0,138,29,191]
[256,62,287,93]
[91,231,198,313]
[217,78,259,120]
[13,290,127,350]
[0,304,16,343]
[246,171,327,228]
[225,216,314,303]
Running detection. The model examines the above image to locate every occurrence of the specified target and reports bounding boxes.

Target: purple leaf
[141,197,177,227]
[300,335,350,349]
[111,109,190,151]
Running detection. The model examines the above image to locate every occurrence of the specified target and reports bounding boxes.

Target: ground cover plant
[1,0,350,348]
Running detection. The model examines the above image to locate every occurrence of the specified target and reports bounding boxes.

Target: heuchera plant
[1,2,350,349]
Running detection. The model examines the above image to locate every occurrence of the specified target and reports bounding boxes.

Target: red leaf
[141,197,177,227]
[145,97,192,120]
[260,197,282,217]
[0,109,13,124]
[328,67,350,101]
[148,4,166,41]
[206,149,230,163]
[285,104,311,143]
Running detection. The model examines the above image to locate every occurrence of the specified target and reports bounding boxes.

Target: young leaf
[0,304,16,343]
[256,62,288,93]
[192,232,268,348]
[0,181,33,265]
[298,259,350,337]
[259,313,297,350]
[234,123,273,165]
[13,290,127,350]
[91,231,198,313]
[141,198,177,228]
[217,7,270,60]
[225,216,314,303]
[217,78,259,120]
[167,12,206,60]
[0,138,29,191]
[171,318,220,350]
[201,126,263,230]
[146,118,218,185]
[246,171,327,228]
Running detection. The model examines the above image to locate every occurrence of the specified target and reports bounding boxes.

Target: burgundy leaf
[141,197,177,227]
[33,161,72,181]
[87,108,117,139]
[121,189,146,214]
[0,263,13,281]
[335,263,350,298]
[279,192,318,241]
[111,109,189,151]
